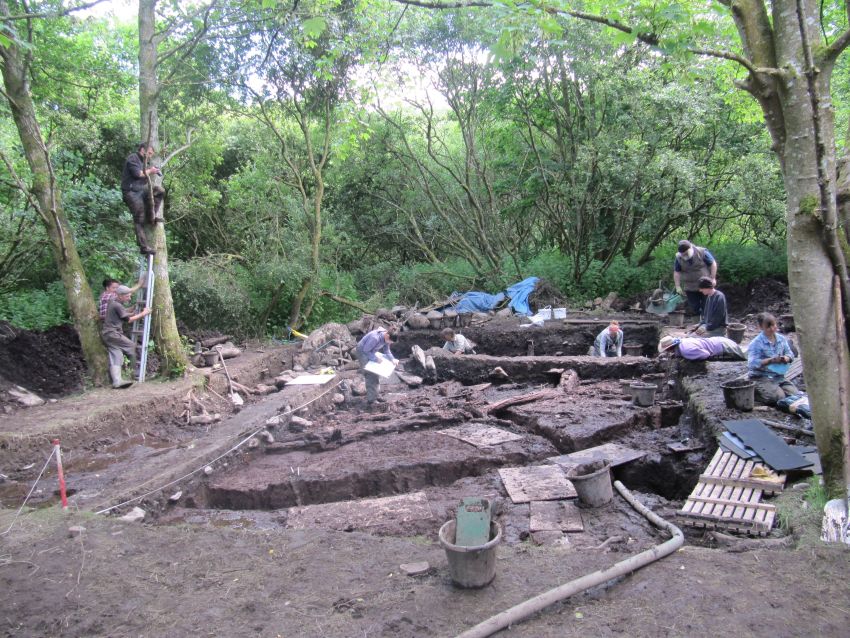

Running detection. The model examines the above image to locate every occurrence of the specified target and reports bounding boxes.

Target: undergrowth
[776,477,829,546]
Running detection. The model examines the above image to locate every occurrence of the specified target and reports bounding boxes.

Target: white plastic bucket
[537,306,552,320]
[553,308,567,319]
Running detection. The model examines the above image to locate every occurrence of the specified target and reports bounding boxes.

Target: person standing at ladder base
[99,275,145,320]
[673,240,717,317]
[121,143,164,255]
[102,285,151,388]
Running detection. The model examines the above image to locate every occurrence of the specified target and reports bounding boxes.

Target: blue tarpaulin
[506,277,539,316]
[438,277,539,316]
[452,291,506,314]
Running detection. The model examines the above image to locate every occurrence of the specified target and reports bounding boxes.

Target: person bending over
[441,328,476,355]
[355,326,399,405]
[589,321,623,357]
[658,335,745,361]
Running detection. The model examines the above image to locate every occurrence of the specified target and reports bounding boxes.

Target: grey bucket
[568,460,614,508]
[631,382,657,407]
[726,323,746,344]
[620,379,634,397]
[439,520,502,588]
[721,378,755,411]
[623,343,643,357]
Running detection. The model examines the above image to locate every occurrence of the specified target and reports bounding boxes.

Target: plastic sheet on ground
[506,276,539,316]
[436,276,539,316]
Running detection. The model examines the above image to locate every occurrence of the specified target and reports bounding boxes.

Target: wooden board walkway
[677,448,785,536]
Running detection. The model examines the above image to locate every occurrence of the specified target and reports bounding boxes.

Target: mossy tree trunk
[0,0,108,384]
[137,0,188,375]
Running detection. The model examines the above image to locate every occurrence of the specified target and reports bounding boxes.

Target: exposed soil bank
[0,321,86,397]
[0,343,300,468]
[394,318,662,357]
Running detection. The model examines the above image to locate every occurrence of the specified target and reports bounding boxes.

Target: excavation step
[413,349,660,384]
[205,429,558,510]
[394,318,662,357]
[502,379,664,451]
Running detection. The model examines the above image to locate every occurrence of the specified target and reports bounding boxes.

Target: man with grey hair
[673,240,717,316]
[101,285,152,388]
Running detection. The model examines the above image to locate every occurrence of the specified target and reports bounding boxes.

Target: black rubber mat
[722,419,812,471]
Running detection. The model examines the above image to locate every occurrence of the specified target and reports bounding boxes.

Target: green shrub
[170,258,255,337]
[0,282,69,330]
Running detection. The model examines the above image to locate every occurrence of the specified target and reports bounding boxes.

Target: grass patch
[776,477,830,546]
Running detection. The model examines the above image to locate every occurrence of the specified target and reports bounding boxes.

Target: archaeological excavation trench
[155,319,716,547]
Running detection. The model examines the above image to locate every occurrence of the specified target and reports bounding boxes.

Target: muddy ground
[1,310,848,637]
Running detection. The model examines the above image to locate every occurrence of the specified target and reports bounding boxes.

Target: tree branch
[4,0,107,20]
[822,27,850,64]
[161,128,195,167]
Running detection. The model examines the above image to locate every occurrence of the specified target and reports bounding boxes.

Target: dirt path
[1,506,848,638]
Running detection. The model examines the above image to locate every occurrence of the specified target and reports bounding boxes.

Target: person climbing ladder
[121,142,164,255]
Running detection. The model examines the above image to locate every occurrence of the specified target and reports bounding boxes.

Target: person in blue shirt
[355,326,398,405]
[673,240,717,316]
[747,312,798,405]
[692,278,728,337]
[589,321,623,357]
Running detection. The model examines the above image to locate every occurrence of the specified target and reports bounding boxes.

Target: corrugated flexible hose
[455,480,685,638]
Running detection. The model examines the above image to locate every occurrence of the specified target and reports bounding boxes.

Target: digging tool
[216,345,243,406]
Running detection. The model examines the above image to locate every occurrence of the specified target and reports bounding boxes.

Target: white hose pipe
[455,480,685,638]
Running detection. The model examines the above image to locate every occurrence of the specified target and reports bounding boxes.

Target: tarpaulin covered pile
[441,277,539,316]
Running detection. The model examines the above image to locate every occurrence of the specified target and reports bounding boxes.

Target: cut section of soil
[0,321,85,396]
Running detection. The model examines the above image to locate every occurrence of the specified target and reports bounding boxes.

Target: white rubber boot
[110,365,133,389]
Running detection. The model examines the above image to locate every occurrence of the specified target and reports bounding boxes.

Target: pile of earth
[722,276,790,318]
[0,320,86,399]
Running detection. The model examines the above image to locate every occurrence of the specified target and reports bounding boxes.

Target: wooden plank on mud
[546,443,647,473]
[529,500,584,533]
[438,423,523,448]
[498,465,577,503]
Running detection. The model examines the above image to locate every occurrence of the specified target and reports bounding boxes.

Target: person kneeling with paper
[356,326,399,406]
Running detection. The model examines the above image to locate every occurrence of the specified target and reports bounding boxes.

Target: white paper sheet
[364,358,396,378]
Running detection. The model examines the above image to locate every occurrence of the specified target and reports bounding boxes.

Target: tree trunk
[767,0,850,493]
[138,0,188,375]
[0,0,108,383]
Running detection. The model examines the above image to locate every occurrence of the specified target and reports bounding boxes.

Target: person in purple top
[355,326,398,405]
[658,335,745,360]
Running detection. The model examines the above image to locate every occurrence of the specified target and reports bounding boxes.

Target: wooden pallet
[677,449,785,536]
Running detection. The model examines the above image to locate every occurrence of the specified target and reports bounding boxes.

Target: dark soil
[0,321,86,397]
[722,276,790,318]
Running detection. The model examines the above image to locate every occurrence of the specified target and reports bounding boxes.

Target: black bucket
[720,378,755,411]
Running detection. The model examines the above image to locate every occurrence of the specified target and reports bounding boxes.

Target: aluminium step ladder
[130,253,155,382]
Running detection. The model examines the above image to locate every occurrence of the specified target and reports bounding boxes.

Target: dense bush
[169,258,255,337]
[0,282,70,330]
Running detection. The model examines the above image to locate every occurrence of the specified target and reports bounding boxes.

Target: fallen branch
[707,530,794,552]
[761,418,814,437]
[485,389,559,413]
[318,290,371,314]
[188,414,221,425]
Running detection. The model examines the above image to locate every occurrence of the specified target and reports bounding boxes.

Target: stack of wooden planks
[678,448,786,536]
